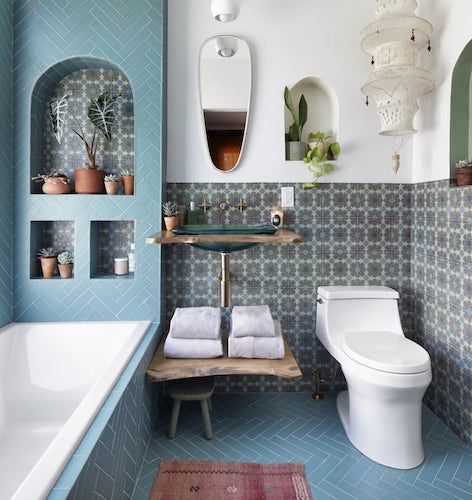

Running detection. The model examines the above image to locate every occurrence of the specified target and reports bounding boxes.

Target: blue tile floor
[133,392,472,499]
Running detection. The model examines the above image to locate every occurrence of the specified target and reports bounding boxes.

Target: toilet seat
[342,331,430,374]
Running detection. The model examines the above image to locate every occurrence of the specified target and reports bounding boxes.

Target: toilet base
[336,389,425,470]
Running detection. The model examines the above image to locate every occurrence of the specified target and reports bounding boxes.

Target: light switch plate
[281,186,294,207]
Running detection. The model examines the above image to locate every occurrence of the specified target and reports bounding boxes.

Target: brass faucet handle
[235,197,248,212]
[199,199,212,213]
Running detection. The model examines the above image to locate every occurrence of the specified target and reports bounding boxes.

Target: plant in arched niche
[302,131,340,189]
[284,86,307,142]
[48,91,119,170]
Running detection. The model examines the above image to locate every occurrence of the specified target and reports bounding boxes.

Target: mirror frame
[198,35,252,173]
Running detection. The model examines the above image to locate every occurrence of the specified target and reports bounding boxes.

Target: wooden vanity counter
[145,228,303,246]
[146,333,303,382]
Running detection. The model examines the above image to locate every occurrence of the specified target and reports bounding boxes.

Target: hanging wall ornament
[360,0,434,138]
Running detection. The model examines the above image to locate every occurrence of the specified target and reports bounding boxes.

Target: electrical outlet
[281,186,294,207]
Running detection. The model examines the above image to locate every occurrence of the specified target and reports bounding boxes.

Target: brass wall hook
[219,201,228,211]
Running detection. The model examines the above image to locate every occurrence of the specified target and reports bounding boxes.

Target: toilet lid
[342,331,430,374]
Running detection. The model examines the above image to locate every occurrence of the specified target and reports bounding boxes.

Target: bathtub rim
[7,320,153,500]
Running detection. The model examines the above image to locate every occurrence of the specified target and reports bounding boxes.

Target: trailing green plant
[302,131,340,189]
[48,91,119,170]
[104,174,121,182]
[57,251,73,265]
[162,201,179,217]
[284,86,307,142]
[37,247,57,258]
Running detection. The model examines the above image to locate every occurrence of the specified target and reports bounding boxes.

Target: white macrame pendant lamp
[211,0,239,23]
[360,0,434,136]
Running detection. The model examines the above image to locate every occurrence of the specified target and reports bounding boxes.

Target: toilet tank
[316,286,404,358]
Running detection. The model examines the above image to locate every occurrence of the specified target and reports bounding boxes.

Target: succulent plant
[31,171,69,184]
[104,174,120,182]
[455,159,472,169]
[37,247,57,258]
[57,251,73,265]
[121,169,134,176]
[162,201,179,217]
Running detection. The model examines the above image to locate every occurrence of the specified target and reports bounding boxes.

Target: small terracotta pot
[74,169,105,194]
[58,263,73,279]
[122,175,134,195]
[42,176,71,194]
[40,257,57,278]
[164,216,180,230]
[105,181,120,195]
[456,167,472,186]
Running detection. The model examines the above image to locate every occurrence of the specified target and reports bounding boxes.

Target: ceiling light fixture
[211,0,239,23]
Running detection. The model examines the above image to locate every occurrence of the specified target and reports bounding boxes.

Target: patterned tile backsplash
[164,181,471,445]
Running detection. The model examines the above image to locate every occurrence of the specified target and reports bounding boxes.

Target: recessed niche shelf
[30,221,75,279]
[90,220,135,279]
[284,77,339,161]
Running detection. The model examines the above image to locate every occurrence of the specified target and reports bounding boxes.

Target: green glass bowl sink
[171,224,277,253]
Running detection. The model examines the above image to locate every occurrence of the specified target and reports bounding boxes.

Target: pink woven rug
[149,460,312,499]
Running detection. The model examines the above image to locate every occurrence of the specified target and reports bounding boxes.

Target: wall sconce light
[215,36,238,57]
[211,0,239,23]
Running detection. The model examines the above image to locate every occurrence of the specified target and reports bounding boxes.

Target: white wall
[167,0,472,184]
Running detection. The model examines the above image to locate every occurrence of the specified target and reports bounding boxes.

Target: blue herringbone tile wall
[12,0,165,322]
[134,392,472,500]
[0,1,13,327]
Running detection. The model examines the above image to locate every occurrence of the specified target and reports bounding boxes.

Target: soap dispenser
[187,201,200,225]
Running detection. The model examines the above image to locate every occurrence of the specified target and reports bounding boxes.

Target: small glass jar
[114,257,129,275]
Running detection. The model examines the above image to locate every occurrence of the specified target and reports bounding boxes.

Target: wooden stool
[167,376,215,440]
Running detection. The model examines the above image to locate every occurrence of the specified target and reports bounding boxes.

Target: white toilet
[315,285,432,469]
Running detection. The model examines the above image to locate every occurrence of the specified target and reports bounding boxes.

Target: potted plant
[37,247,57,278]
[302,131,340,189]
[104,173,121,195]
[162,201,180,230]
[57,251,73,278]
[31,171,71,194]
[121,169,134,195]
[284,86,307,160]
[455,159,472,186]
[48,91,119,194]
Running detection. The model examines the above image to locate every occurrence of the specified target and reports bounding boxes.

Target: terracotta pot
[74,169,105,194]
[455,167,472,186]
[42,176,71,194]
[105,181,120,195]
[58,263,73,279]
[122,175,134,195]
[164,216,180,230]
[40,257,57,278]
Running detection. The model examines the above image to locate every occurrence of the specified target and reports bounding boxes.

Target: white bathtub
[0,321,151,500]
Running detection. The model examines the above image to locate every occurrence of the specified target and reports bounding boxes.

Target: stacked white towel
[231,305,275,337]
[164,307,223,358]
[228,320,285,359]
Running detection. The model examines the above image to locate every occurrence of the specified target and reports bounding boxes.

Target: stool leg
[200,399,213,440]
[168,399,181,439]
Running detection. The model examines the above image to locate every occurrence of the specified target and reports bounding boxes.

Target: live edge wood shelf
[146,333,303,382]
[145,228,303,246]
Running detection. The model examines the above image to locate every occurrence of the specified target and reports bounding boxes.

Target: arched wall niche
[284,76,339,161]
[30,57,134,193]
[450,39,472,182]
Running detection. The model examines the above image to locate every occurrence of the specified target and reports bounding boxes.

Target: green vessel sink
[171,224,277,253]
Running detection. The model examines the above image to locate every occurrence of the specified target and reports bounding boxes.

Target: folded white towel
[164,331,223,359]
[231,305,275,337]
[228,320,285,359]
[169,306,221,340]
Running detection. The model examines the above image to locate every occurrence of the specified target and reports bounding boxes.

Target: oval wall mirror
[199,35,251,172]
